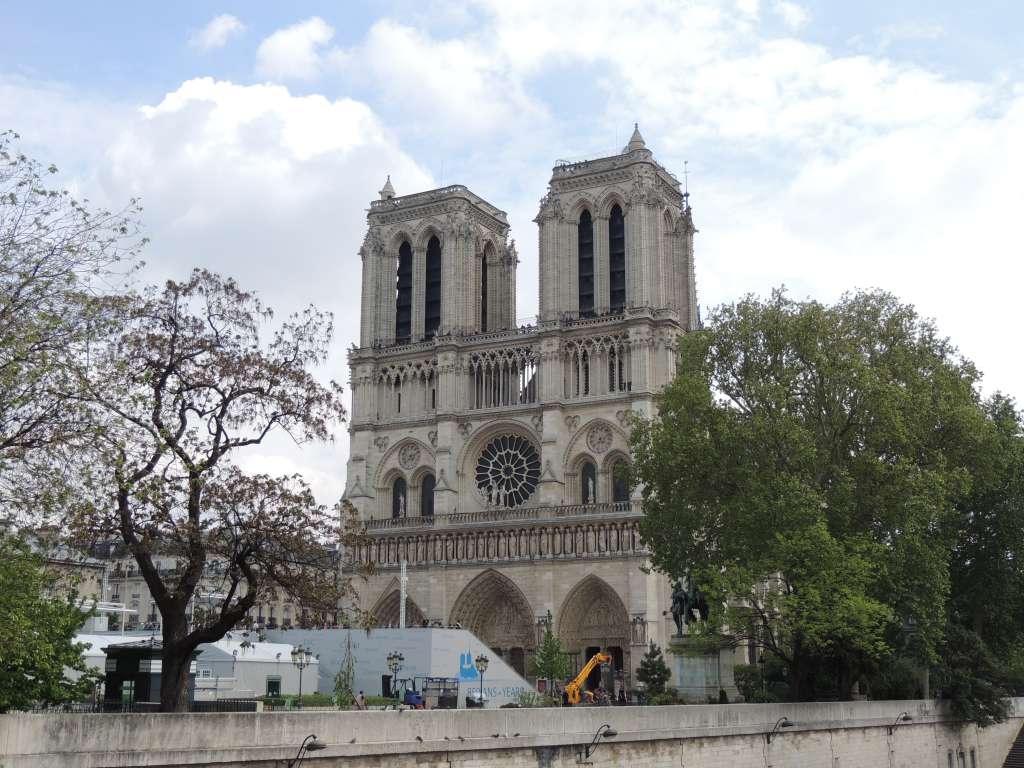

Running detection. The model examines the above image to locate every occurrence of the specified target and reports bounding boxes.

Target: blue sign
[458,651,479,680]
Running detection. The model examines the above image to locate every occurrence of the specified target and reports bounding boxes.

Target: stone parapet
[3,699,1021,767]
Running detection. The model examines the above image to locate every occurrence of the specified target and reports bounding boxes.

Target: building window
[970,748,976,768]
[578,210,594,317]
[609,204,625,312]
[421,474,435,518]
[476,434,541,508]
[947,751,954,768]
[480,250,488,332]
[395,241,413,343]
[612,460,630,503]
[200,668,212,679]
[266,677,281,697]
[425,236,442,339]
[392,476,407,518]
[581,461,597,504]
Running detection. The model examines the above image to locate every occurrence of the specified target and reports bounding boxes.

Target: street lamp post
[475,653,489,707]
[386,651,405,703]
[288,734,326,767]
[291,644,315,709]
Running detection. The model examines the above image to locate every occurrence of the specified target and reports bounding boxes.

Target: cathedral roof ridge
[368,182,508,223]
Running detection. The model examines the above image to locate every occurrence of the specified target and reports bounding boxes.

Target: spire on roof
[379,175,396,200]
[624,123,646,153]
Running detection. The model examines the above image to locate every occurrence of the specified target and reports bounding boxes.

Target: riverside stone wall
[2,699,1021,767]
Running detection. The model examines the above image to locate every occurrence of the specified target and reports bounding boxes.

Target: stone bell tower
[536,124,696,331]
[343,129,726,700]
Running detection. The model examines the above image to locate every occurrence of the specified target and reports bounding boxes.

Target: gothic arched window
[578,210,594,317]
[612,459,630,503]
[609,204,626,312]
[392,477,407,519]
[421,474,435,518]
[424,236,442,339]
[395,241,413,343]
[581,460,597,504]
[480,249,489,332]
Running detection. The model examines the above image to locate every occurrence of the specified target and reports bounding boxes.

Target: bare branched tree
[66,269,352,711]
[0,130,143,505]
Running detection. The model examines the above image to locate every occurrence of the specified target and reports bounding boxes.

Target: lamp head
[474,653,490,673]
[602,728,618,738]
[900,713,912,723]
[306,737,327,752]
[780,718,795,728]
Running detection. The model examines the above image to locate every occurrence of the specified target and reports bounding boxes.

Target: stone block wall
[3,699,1022,768]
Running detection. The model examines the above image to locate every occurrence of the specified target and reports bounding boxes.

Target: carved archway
[449,569,535,651]
[371,585,427,628]
[557,575,630,652]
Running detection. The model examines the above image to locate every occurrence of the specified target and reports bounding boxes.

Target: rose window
[475,434,541,508]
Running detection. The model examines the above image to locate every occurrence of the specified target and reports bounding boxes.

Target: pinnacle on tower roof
[379,175,396,200]
[624,123,646,153]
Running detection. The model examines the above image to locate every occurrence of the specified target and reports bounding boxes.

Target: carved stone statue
[398,493,406,518]
[586,476,596,505]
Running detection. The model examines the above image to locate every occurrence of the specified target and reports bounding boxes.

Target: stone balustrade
[356,502,645,570]
[364,501,640,532]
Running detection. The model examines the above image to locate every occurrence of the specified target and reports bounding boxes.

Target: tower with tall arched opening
[345,128,715,696]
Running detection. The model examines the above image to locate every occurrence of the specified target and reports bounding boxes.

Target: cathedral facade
[344,127,697,686]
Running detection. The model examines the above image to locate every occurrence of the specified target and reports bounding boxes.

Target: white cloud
[6,75,433,503]
[333,19,548,139]
[256,17,335,80]
[773,0,808,30]
[190,14,246,51]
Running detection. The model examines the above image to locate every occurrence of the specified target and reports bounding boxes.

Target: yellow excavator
[565,651,612,705]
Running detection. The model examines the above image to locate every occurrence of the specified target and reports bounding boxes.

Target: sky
[2,1,1022,505]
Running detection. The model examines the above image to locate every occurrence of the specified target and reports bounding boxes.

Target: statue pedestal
[667,635,736,703]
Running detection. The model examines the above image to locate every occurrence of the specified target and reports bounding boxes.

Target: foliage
[0,131,143,507]
[516,690,558,708]
[941,394,1024,723]
[363,694,396,707]
[632,289,991,703]
[528,612,571,682]
[647,688,681,705]
[59,270,355,711]
[636,641,671,695]
[865,657,922,701]
[933,623,1010,727]
[0,534,101,712]
[733,664,764,703]
[334,632,356,708]
[259,692,335,708]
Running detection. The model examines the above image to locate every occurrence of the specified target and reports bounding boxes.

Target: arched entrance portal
[558,576,631,693]
[371,587,427,628]
[449,569,535,676]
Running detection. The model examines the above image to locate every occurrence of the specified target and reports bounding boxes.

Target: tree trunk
[789,635,804,702]
[160,618,193,713]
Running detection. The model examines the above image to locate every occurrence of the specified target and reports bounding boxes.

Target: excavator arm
[565,651,612,705]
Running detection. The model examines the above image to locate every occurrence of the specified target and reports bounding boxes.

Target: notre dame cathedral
[344,126,698,688]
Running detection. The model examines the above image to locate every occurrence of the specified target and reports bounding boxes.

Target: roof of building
[198,635,314,664]
[624,122,646,152]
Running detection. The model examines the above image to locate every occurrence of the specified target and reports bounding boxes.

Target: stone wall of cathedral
[344,129,700,690]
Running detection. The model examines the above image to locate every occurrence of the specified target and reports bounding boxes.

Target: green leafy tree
[636,641,671,695]
[0,534,101,712]
[529,612,571,683]
[632,289,990,702]
[940,394,1024,721]
[334,633,356,708]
